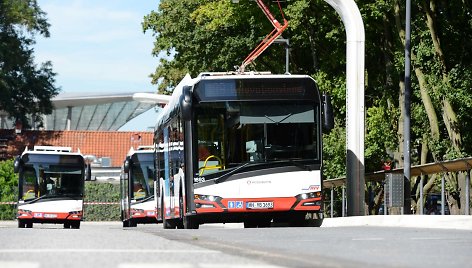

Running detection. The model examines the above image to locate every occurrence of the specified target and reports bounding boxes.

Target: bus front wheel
[162,195,176,229]
[184,216,199,229]
[71,221,80,229]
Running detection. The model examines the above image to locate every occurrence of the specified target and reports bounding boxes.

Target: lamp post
[403,0,412,214]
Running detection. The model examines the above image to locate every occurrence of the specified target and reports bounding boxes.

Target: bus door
[163,127,172,218]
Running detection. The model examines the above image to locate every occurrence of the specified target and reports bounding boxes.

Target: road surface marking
[0,248,218,254]
[0,261,40,268]
[119,263,285,268]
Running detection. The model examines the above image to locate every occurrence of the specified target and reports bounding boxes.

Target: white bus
[120,146,158,227]
[154,73,333,229]
[14,146,85,229]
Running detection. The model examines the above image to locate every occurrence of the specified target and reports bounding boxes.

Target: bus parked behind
[120,146,158,227]
[14,146,85,229]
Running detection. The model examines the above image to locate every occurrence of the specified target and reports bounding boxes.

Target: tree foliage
[0,0,59,128]
[0,159,18,220]
[144,0,472,214]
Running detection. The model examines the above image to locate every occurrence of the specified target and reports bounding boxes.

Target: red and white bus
[14,146,85,229]
[154,72,333,229]
[120,146,158,227]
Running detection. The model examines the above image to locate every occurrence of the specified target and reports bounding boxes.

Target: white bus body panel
[18,199,83,214]
[195,170,321,198]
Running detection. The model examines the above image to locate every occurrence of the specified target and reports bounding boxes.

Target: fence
[323,157,472,217]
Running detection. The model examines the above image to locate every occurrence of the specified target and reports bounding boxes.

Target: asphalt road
[0,220,471,268]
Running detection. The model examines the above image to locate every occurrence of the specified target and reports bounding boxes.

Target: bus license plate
[43,213,57,218]
[246,202,273,209]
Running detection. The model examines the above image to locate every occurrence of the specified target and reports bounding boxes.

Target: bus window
[133,181,146,199]
[196,107,225,175]
[22,167,37,200]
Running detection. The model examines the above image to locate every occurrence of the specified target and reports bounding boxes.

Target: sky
[34,0,161,131]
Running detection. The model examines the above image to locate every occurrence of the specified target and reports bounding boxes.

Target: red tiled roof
[0,130,153,166]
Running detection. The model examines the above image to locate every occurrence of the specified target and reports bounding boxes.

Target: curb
[322,215,472,230]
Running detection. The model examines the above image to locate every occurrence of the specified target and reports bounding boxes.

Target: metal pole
[384,180,387,215]
[342,185,346,217]
[466,170,470,215]
[441,174,446,215]
[285,39,289,74]
[403,0,412,214]
[330,187,334,218]
[324,0,365,217]
[419,174,424,215]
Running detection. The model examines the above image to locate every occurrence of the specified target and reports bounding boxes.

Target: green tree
[0,159,18,220]
[0,0,59,129]
[143,0,472,215]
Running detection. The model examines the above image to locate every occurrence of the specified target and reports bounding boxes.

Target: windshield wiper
[25,195,55,203]
[215,162,251,184]
[265,113,292,124]
[136,195,154,203]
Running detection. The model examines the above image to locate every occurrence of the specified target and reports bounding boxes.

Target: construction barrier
[0,201,119,205]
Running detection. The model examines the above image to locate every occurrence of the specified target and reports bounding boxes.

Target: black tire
[289,212,310,227]
[129,219,137,227]
[312,218,323,227]
[71,221,80,229]
[162,195,175,229]
[123,220,129,228]
[243,220,258,228]
[184,216,199,229]
[18,220,25,228]
[64,222,71,229]
[176,191,184,229]
[26,222,33,228]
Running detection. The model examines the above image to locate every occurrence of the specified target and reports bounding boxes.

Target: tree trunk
[422,0,464,214]
[394,0,440,144]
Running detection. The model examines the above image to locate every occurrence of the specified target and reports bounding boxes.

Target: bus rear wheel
[18,220,25,228]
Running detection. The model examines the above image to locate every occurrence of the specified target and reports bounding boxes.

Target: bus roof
[126,146,154,157]
[21,146,82,156]
[154,72,317,132]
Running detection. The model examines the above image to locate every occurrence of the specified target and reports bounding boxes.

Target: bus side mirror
[85,164,92,181]
[181,85,192,121]
[322,93,334,132]
[13,156,21,173]
[123,157,131,173]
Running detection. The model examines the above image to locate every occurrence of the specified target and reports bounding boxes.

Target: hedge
[83,182,121,221]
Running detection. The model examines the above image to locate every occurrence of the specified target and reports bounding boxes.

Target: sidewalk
[322,215,472,230]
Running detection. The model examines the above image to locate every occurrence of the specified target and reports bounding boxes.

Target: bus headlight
[131,208,144,216]
[194,194,219,202]
[297,192,321,200]
[17,209,32,217]
[68,211,83,219]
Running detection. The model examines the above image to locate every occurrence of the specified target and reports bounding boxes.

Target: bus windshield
[131,161,154,201]
[21,164,84,201]
[195,101,320,176]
